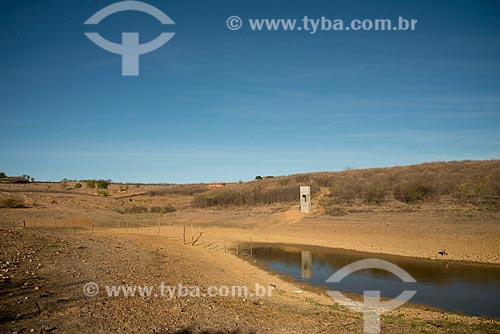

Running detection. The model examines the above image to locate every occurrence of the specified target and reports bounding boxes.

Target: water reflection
[252,244,500,318]
[301,250,312,279]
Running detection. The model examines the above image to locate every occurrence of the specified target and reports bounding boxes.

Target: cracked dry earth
[0,228,498,334]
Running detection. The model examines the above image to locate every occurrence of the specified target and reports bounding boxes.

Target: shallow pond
[251,244,500,318]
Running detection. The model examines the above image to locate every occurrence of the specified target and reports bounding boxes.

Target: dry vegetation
[1,160,500,333]
[192,160,500,210]
[147,183,209,196]
[115,204,177,214]
[0,196,26,208]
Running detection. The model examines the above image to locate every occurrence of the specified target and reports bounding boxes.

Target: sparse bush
[394,181,436,203]
[86,180,96,189]
[85,179,110,190]
[278,178,290,186]
[116,205,176,214]
[148,184,208,196]
[325,206,347,216]
[99,190,108,197]
[315,175,331,187]
[150,205,176,213]
[255,176,263,180]
[117,206,148,214]
[74,183,82,189]
[188,160,500,209]
[329,183,364,204]
[96,180,110,189]
[364,184,388,204]
[0,172,6,179]
[0,197,25,208]
[455,173,500,205]
[192,185,303,208]
[294,174,309,183]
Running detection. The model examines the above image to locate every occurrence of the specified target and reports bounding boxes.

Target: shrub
[0,197,25,208]
[394,181,436,203]
[148,184,208,196]
[329,183,364,204]
[0,172,7,179]
[294,174,309,183]
[118,206,148,214]
[255,176,263,180]
[455,174,500,205]
[192,185,303,208]
[74,183,82,189]
[278,178,290,186]
[325,206,347,216]
[191,160,500,208]
[364,184,387,204]
[150,205,176,213]
[99,191,108,197]
[116,205,176,214]
[86,180,96,189]
[96,180,110,189]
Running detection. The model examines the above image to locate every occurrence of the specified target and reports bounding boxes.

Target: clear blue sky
[1,0,499,183]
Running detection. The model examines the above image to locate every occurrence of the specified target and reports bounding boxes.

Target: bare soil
[1,182,499,333]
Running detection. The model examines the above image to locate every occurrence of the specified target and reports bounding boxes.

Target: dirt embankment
[1,229,499,334]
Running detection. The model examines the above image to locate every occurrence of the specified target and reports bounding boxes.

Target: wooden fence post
[183,223,186,244]
[250,237,253,257]
[192,232,203,246]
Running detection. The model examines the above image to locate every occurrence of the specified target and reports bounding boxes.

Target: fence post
[183,223,186,244]
[250,237,253,257]
[224,240,227,253]
[192,232,203,246]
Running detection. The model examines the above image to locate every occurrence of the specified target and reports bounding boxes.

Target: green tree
[96,180,111,189]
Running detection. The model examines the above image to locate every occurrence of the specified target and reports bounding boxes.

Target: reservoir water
[251,244,500,318]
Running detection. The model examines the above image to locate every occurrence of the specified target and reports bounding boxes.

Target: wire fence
[0,217,254,256]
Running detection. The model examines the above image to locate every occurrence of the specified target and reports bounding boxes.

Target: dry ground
[1,182,500,333]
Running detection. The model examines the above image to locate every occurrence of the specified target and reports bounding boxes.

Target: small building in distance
[209,182,226,189]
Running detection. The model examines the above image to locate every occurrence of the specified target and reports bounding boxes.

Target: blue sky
[1,0,499,183]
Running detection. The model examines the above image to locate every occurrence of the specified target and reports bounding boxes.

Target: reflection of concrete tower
[300,186,311,213]
[301,250,312,279]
